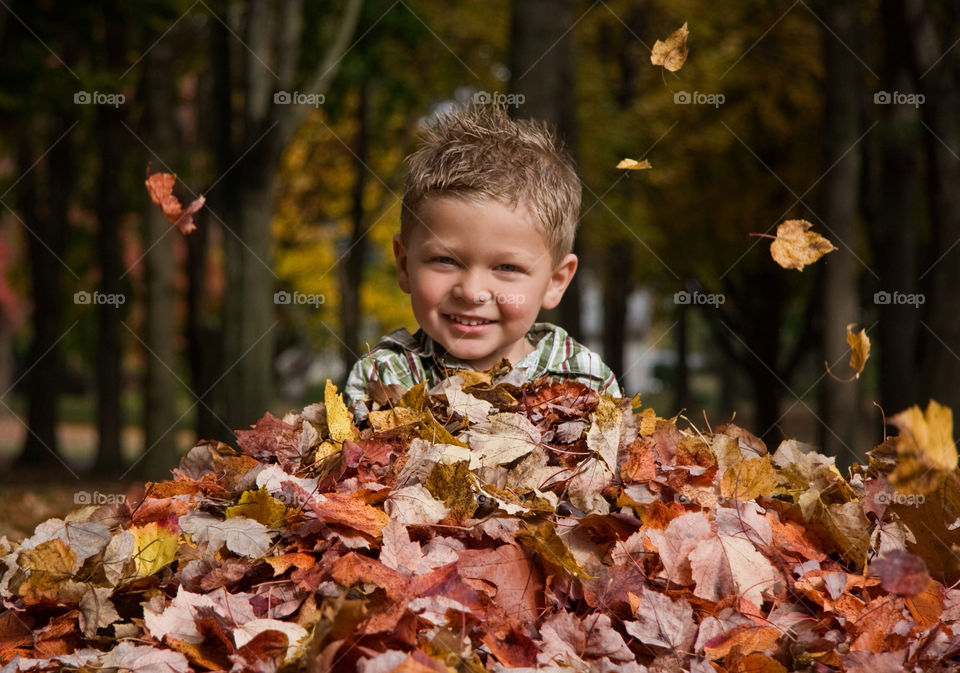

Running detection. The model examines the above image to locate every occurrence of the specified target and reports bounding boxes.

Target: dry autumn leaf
[144,172,205,234]
[889,399,957,494]
[616,158,652,170]
[650,22,689,72]
[768,219,837,271]
[4,375,960,671]
[846,323,871,378]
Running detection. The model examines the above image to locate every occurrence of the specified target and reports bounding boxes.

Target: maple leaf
[465,412,541,467]
[101,642,192,673]
[650,22,689,72]
[623,588,698,651]
[768,219,837,271]
[889,399,957,494]
[688,532,779,608]
[179,511,274,558]
[868,549,931,597]
[130,521,179,576]
[226,487,287,528]
[144,172,204,235]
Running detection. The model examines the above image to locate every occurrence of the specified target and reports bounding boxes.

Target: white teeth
[449,315,491,326]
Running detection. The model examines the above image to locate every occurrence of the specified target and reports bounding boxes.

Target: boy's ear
[394,234,411,294]
[541,253,578,310]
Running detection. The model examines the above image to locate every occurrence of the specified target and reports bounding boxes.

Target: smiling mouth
[446,314,495,326]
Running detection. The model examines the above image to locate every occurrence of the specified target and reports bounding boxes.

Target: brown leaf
[868,549,931,596]
[769,219,837,271]
[144,172,204,235]
[650,22,689,72]
[846,323,871,378]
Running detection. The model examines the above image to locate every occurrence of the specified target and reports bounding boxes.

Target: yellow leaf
[846,323,870,378]
[890,400,957,494]
[617,158,652,170]
[638,408,658,437]
[368,406,422,432]
[721,456,779,501]
[18,538,78,576]
[769,219,837,271]
[130,521,179,576]
[324,379,356,444]
[315,440,341,463]
[650,22,689,72]
[226,487,287,528]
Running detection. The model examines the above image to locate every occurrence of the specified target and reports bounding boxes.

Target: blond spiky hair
[400,104,581,266]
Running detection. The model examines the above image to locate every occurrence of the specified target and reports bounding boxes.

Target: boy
[344,104,620,407]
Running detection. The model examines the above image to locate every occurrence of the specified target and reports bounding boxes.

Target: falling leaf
[891,399,957,473]
[769,219,837,271]
[144,172,204,235]
[616,158,652,170]
[650,22,689,72]
[846,323,870,378]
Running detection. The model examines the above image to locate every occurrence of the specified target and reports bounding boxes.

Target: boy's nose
[453,273,493,305]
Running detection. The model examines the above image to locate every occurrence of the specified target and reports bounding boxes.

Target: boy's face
[395,196,577,372]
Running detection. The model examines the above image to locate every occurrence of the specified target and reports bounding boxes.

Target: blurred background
[0,0,957,491]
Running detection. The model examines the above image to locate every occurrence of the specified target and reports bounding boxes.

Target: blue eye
[497,264,520,273]
[433,256,456,265]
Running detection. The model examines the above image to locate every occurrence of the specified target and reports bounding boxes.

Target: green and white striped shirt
[344,322,621,405]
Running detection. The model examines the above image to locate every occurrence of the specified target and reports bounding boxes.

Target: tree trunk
[138,37,180,479]
[601,240,629,380]
[875,0,922,415]
[222,0,361,431]
[913,0,960,420]
[817,0,864,462]
[509,0,582,338]
[16,119,73,472]
[93,8,127,475]
[673,301,689,414]
[340,80,371,369]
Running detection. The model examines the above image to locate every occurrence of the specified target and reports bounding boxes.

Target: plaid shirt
[344,322,621,405]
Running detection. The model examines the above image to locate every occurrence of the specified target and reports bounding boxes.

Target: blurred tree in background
[0,0,958,480]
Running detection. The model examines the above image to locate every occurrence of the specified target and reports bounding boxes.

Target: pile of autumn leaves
[2,375,960,673]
